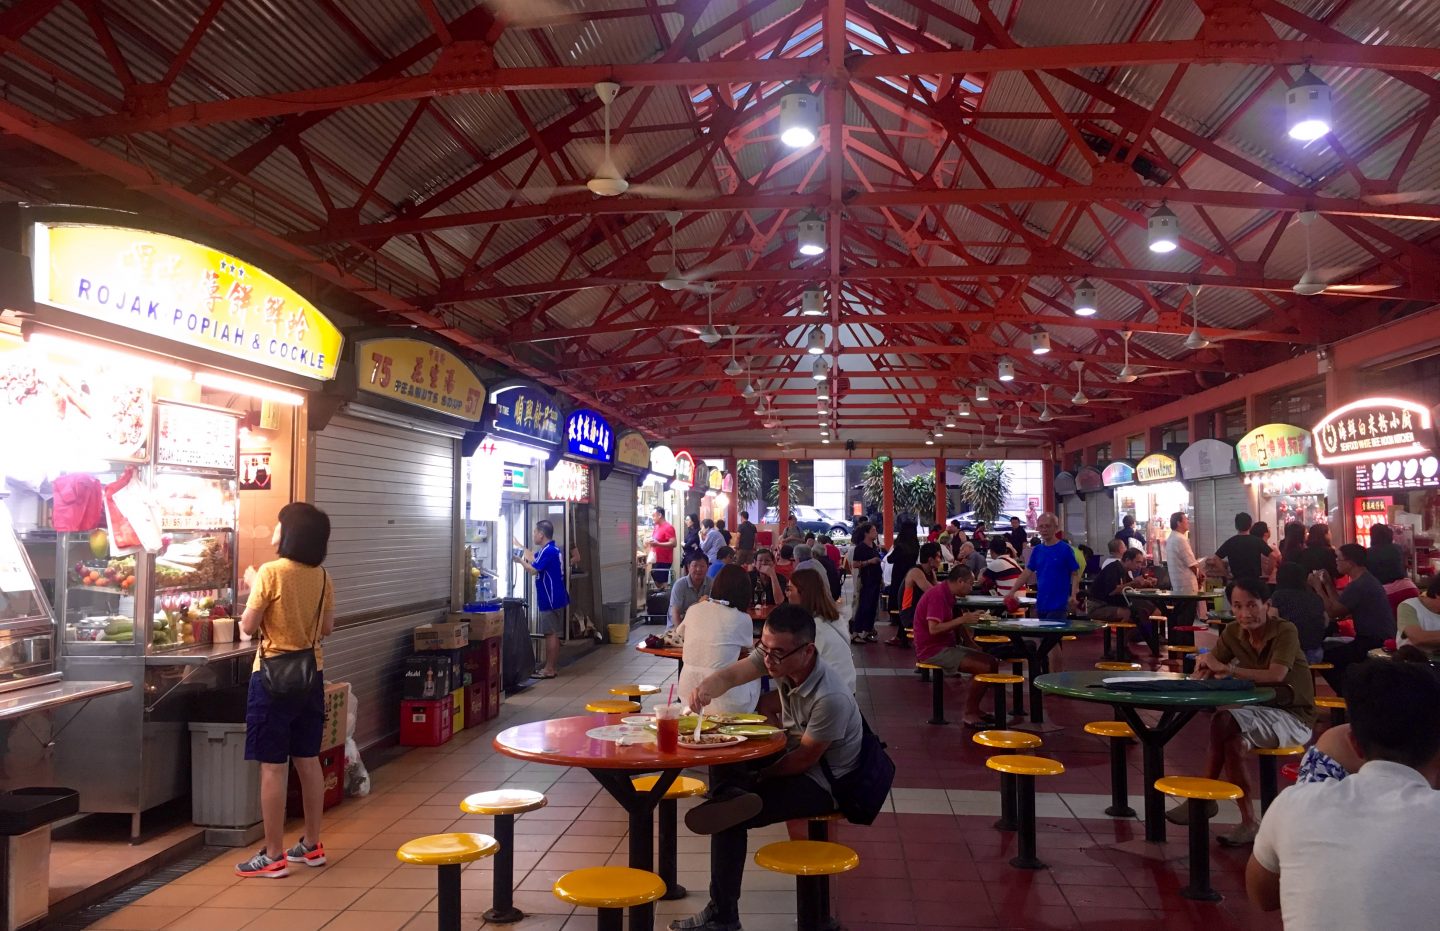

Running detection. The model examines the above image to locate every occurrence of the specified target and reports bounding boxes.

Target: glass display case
[0,503,57,693]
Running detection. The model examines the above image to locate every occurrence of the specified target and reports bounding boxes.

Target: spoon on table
[693,708,706,742]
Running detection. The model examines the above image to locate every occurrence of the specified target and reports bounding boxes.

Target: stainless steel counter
[143,641,257,667]
[0,679,132,722]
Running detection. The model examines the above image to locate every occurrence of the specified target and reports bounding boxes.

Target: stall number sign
[548,460,591,503]
[487,383,562,447]
[674,451,696,488]
[1237,424,1312,473]
[1135,454,1178,483]
[1355,456,1440,493]
[358,338,483,420]
[1313,398,1434,466]
[565,409,614,464]
[1101,461,1135,487]
[156,403,238,471]
[33,223,342,381]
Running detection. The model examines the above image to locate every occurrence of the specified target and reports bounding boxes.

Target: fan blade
[625,183,720,201]
[1359,188,1440,207]
[1324,282,1400,294]
[481,0,581,29]
[1131,369,1189,379]
[518,182,590,205]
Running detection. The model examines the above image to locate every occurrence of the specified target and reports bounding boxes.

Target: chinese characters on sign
[564,409,614,464]
[1313,398,1434,466]
[1134,453,1178,484]
[156,403,239,471]
[486,382,562,448]
[1236,423,1312,473]
[548,460,591,503]
[356,338,485,420]
[615,431,650,472]
[33,224,343,381]
[673,451,697,488]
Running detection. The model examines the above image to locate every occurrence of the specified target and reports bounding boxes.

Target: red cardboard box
[464,682,488,723]
[399,698,453,747]
[286,746,344,817]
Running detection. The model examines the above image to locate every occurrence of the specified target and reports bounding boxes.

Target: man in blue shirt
[517,519,569,679]
[707,546,736,580]
[1022,512,1081,620]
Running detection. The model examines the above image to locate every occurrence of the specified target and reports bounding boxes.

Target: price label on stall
[156,403,239,471]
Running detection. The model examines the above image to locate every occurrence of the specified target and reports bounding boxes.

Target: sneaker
[285,838,326,867]
[864,631,878,643]
[684,790,763,835]
[1164,799,1218,826]
[235,849,288,878]
[1218,822,1259,847]
[670,905,742,931]
[849,633,865,644]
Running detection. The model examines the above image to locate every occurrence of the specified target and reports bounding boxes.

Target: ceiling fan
[658,211,724,293]
[1114,329,1188,382]
[478,0,577,28]
[1291,211,1399,296]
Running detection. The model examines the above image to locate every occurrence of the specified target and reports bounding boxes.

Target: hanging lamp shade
[1287,69,1333,142]
[811,357,830,381]
[778,88,820,148]
[806,327,826,354]
[997,359,1015,382]
[801,288,825,316]
[976,385,989,402]
[797,213,826,256]
[1148,203,1179,254]
[1073,278,1098,316]
[1029,333,1051,355]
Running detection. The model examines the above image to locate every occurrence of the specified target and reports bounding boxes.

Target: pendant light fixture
[958,401,973,416]
[997,359,1015,382]
[698,285,721,346]
[934,424,945,438]
[945,411,957,428]
[1038,387,1054,422]
[1116,330,1138,383]
[1073,278,1098,317]
[1148,202,1179,254]
[1287,67,1333,142]
[801,288,825,316]
[1029,332,1051,355]
[797,212,826,256]
[925,430,936,446]
[811,356,830,381]
[1183,284,1211,350]
[778,87,820,149]
[1071,363,1089,405]
[976,385,989,402]
[806,327,825,355]
[816,382,830,401]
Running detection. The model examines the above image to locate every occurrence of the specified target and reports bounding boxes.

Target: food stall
[611,431,650,614]
[1179,440,1243,558]
[701,465,725,524]
[1108,457,1190,566]
[1053,471,1084,545]
[1237,423,1335,535]
[549,407,620,637]
[1312,398,1438,574]
[0,207,342,834]
[1076,465,1109,550]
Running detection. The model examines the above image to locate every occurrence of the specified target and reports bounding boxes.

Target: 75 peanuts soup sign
[32,223,342,381]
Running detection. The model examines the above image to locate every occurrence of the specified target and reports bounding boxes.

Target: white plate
[677,734,746,750]
[621,716,653,726]
[1100,676,1165,686]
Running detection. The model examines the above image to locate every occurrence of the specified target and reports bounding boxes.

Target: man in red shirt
[651,507,677,586]
[914,567,1003,728]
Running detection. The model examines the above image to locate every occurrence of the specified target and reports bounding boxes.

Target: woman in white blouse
[676,565,760,715]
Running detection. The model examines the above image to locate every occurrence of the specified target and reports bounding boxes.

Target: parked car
[947,512,1024,533]
[762,506,852,538]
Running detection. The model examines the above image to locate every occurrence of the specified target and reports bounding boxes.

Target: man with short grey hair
[792,543,820,575]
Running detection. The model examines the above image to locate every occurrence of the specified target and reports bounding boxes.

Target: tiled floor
[83,615,1291,930]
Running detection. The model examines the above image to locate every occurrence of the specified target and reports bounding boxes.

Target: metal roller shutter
[598,473,636,612]
[1085,492,1113,550]
[1060,497,1085,546]
[1192,480,1218,558]
[313,412,457,620]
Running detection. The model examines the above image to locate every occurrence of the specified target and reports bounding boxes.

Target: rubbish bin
[604,602,631,644]
[0,786,78,931]
[188,722,261,831]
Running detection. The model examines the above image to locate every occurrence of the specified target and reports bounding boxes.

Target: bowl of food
[677,733,746,750]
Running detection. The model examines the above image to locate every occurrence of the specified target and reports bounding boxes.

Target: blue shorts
[244,671,325,764]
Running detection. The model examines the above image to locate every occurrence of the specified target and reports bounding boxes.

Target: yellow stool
[975,672,1024,729]
[1095,661,1142,672]
[1316,694,1347,725]
[986,756,1064,869]
[633,775,707,900]
[397,833,499,931]
[1310,661,1334,690]
[1062,635,1077,641]
[973,730,1043,830]
[1166,644,1199,675]
[1084,721,1137,818]
[553,866,666,931]
[459,790,547,923]
[1105,621,1138,661]
[1253,745,1306,814]
[609,683,659,706]
[976,638,1029,716]
[585,699,642,715]
[1155,777,1243,902]
[754,840,859,931]
[917,662,947,725]
[975,635,1010,645]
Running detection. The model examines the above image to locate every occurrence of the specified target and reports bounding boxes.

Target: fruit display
[71,615,134,642]
[156,593,224,647]
[154,535,231,590]
[73,555,137,590]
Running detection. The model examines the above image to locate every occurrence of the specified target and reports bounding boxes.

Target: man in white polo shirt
[1247,660,1440,929]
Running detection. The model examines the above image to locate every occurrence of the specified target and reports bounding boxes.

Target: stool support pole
[658,798,686,900]
[990,682,1008,728]
[1009,662,1026,715]
[1010,775,1044,870]
[1106,739,1135,818]
[1182,653,1196,675]
[1258,757,1280,815]
[1114,629,1131,662]
[796,875,827,931]
[807,820,830,841]
[484,813,524,923]
[438,863,462,931]
[597,906,624,931]
[1182,799,1221,902]
[1102,625,1113,660]
[928,669,947,725]
[995,772,1017,832]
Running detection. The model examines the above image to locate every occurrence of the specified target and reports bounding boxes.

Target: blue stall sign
[565,409,614,464]
[484,381,563,449]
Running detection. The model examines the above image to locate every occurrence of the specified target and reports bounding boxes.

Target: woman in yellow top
[236,503,335,879]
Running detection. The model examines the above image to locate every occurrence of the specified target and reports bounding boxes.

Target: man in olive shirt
[735,511,758,565]
[1177,577,1314,848]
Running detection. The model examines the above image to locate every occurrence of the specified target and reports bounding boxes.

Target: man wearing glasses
[670,604,862,931]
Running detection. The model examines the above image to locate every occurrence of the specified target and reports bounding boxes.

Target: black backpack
[820,714,895,825]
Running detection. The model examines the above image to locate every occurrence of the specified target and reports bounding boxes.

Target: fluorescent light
[797,213,826,256]
[1287,69,1332,142]
[778,89,820,149]
[1073,278,1098,316]
[1148,203,1179,254]
[195,371,304,405]
[27,331,192,382]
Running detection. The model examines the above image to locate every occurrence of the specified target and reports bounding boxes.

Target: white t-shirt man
[1163,529,1199,595]
[1252,760,1440,930]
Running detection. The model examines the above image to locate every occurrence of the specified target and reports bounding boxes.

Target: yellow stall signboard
[356,337,485,420]
[33,223,343,381]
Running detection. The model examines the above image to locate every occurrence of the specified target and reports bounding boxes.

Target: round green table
[1035,669,1274,844]
[970,618,1103,729]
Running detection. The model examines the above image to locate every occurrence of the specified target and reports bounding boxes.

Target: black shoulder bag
[820,713,895,825]
[260,570,327,701]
